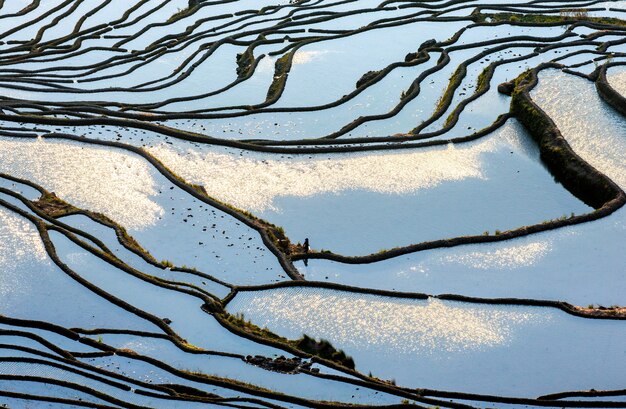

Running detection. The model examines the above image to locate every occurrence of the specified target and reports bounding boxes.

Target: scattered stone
[245,355,315,374]
[497,80,515,95]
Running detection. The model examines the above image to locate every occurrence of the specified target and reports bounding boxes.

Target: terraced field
[0,0,625,408]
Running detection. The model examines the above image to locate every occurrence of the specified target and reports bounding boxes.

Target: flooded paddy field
[0,0,625,408]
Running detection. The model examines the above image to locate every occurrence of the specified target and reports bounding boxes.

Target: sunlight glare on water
[146,134,526,212]
[442,241,551,270]
[608,66,626,97]
[0,208,48,297]
[229,288,547,355]
[532,70,626,188]
[0,138,164,229]
[292,50,331,65]
[0,208,47,270]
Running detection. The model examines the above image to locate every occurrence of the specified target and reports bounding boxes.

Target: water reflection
[229,288,546,355]
[0,138,164,229]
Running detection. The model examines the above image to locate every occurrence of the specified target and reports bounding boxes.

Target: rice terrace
[0,0,625,408]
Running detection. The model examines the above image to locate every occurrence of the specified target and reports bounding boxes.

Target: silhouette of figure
[302,238,310,267]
